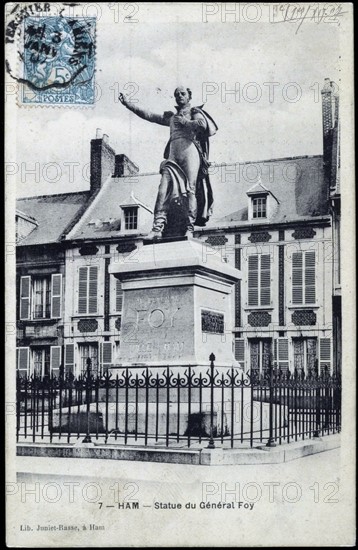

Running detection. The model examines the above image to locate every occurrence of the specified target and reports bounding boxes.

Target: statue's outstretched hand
[118,93,128,107]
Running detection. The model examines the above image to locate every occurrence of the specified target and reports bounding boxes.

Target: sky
[10,3,343,198]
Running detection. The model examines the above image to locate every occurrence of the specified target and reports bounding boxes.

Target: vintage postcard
[5,2,355,547]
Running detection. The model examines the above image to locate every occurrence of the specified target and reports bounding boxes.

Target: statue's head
[174,86,192,106]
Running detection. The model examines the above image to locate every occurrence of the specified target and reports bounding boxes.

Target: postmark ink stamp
[21,16,96,105]
[5,9,96,106]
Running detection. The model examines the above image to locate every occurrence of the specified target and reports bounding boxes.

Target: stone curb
[16,433,340,466]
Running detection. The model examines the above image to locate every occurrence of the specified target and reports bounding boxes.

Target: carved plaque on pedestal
[120,287,194,363]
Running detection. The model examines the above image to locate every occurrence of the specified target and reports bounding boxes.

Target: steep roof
[216,155,327,226]
[16,154,328,244]
[16,191,90,246]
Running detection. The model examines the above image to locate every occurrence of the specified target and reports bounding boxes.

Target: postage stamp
[20,16,96,105]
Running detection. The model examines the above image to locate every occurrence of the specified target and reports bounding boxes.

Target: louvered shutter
[20,276,31,320]
[248,255,259,306]
[88,267,98,314]
[116,279,123,312]
[51,274,62,318]
[305,251,316,304]
[100,342,113,374]
[65,343,75,375]
[260,254,271,306]
[17,347,29,376]
[50,346,61,376]
[292,252,303,304]
[234,338,245,369]
[78,267,88,314]
[277,338,289,373]
[319,338,331,374]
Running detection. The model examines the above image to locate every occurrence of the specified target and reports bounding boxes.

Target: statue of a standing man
[119,86,218,239]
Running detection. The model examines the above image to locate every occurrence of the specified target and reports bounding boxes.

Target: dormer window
[252,196,267,219]
[120,192,153,233]
[123,206,138,230]
[247,181,279,222]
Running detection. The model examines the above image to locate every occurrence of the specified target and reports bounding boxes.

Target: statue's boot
[145,210,167,240]
[146,229,163,240]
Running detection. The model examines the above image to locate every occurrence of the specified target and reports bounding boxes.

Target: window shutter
[65,343,75,375]
[260,254,271,306]
[319,338,331,373]
[277,338,289,373]
[20,276,31,320]
[234,338,245,369]
[292,252,303,304]
[16,347,30,376]
[116,279,123,312]
[100,342,113,374]
[78,267,88,314]
[88,266,98,314]
[248,255,259,306]
[51,274,62,318]
[305,251,316,304]
[50,346,61,376]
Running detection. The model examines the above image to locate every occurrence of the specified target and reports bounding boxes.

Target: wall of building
[198,220,334,374]
[16,245,65,376]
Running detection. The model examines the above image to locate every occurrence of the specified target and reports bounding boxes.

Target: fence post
[207,353,216,449]
[82,358,92,443]
[313,359,321,437]
[266,354,276,447]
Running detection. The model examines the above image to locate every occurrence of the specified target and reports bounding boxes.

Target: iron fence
[16,355,341,449]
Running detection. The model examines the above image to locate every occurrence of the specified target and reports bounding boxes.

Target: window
[78,343,98,375]
[19,274,62,321]
[33,277,51,319]
[249,339,272,375]
[16,346,61,378]
[252,196,267,218]
[293,338,317,374]
[33,347,51,377]
[78,266,98,314]
[248,254,271,306]
[292,251,316,304]
[123,207,138,230]
[76,342,112,376]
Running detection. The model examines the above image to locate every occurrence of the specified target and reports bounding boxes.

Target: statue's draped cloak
[162,106,218,226]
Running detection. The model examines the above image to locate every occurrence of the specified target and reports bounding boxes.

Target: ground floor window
[78,343,98,375]
[293,337,317,374]
[32,347,50,377]
[249,339,272,376]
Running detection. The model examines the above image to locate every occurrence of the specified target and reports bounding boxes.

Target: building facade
[15,80,341,377]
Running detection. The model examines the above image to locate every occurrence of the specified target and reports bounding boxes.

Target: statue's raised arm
[119,92,171,126]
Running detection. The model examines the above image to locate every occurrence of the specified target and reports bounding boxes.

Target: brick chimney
[90,129,116,194]
[114,154,139,177]
[321,79,339,190]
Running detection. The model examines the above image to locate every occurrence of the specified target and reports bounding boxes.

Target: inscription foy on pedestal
[120,287,193,363]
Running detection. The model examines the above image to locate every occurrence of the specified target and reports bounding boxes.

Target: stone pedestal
[109,238,242,368]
